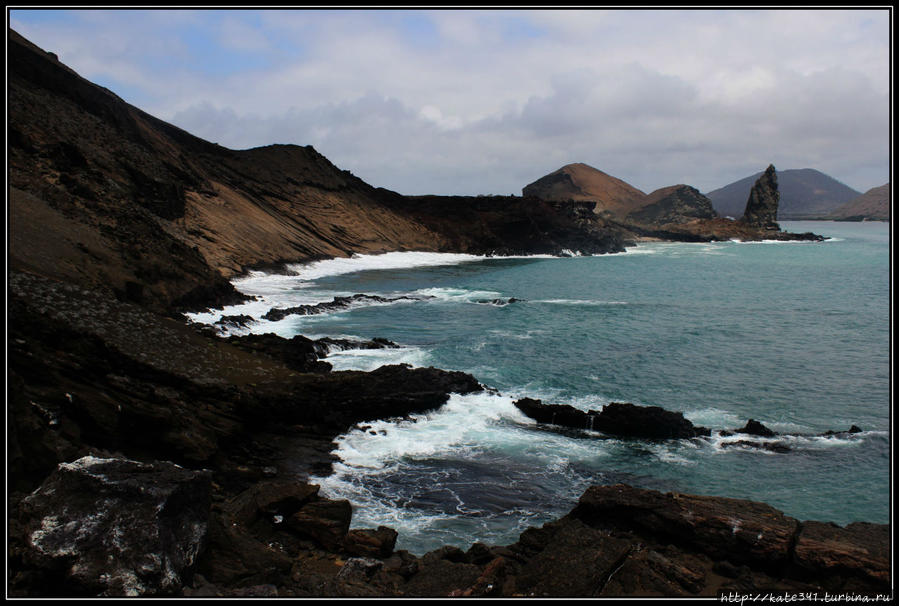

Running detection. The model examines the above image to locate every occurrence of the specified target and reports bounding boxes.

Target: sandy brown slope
[828,183,890,221]
[9,29,633,314]
[7,29,442,313]
[522,163,648,219]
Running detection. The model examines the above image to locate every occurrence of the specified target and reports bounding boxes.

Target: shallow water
[189,221,890,554]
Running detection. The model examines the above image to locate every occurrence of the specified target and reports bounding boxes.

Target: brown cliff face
[741,164,781,230]
[522,163,648,220]
[10,29,629,314]
[8,30,444,313]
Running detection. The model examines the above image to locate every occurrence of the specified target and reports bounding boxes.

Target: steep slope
[828,184,890,221]
[707,168,862,220]
[522,163,648,219]
[8,29,625,313]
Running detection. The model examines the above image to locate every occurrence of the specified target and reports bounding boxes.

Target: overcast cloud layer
[9,8,891,196]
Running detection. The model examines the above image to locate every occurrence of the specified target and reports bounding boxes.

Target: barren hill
[522,163,648,219]
[7,29,627,314]
[829,184,890,222]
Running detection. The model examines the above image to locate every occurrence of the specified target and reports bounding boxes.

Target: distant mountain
[522,163,647,220]
[706,168,861,220]
[829,184,890,222]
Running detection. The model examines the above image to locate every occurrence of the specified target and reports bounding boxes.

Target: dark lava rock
[741,164,781,230]
[317,336,400,352]
[286,499,353,551]
[822,425,863,436]
[792,521,890,589]
[224,332,332,373]
[215,314,255,329]
[626,184,718,226]
[572,484,800,570]
[514,398,708,439]
[513,397,593,429]
[263,294,428,322]
[595,402,709,439]
[720,440,792,454]
[736,419,777,437]
[12,456,212,597]
[345,527,399,559]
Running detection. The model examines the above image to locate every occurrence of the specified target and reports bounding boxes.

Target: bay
[191,221,890,554]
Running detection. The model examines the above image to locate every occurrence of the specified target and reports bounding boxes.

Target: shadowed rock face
[742,165,781,230]
[626,184,718,226]
[14,457,212,597]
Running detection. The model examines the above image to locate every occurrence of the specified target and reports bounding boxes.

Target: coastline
[7,28,888,598]
[8,250,891,597]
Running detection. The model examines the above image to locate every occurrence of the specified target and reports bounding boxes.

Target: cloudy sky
[9,8,891,196]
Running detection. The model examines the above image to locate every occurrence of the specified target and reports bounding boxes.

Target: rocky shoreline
[8,269,891,598]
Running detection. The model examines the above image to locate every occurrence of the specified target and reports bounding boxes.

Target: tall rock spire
[741,164,781,230]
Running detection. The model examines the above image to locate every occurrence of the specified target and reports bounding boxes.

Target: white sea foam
[322,392,530,470]
[284,251,487,281]
[684,407,744,429]
[413,287,505,303]
[532,299,628,306]
[325,346,430,372]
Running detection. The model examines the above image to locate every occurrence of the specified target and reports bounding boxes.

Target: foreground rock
[13,463,890,598]
[8,270,482,487]
[10,457,212,597]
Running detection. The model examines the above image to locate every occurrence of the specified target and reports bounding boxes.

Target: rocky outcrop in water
[262,294,431,322]
[513,398,710,439]
[741,164,781,230]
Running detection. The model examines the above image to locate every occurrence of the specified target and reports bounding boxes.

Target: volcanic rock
[572,484,800,569]
[13,456,212,597]
[262,293,428,322]
[625,184,718,226]
[595,402,710,439]
[741,164,781,230]
[736,419,777,437]
[345,527,400,559]
[792,521,890,588]
[513,399,709,439]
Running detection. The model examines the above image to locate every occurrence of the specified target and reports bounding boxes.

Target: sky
[8,8,892,196]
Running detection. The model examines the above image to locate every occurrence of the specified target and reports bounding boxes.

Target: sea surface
[189,221,891,555]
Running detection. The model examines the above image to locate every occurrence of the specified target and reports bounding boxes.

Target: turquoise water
[190,221,891,554]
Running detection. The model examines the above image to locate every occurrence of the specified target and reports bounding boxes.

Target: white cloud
[9,8,890,195]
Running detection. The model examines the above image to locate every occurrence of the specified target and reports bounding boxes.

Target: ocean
[188,220,891,555]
